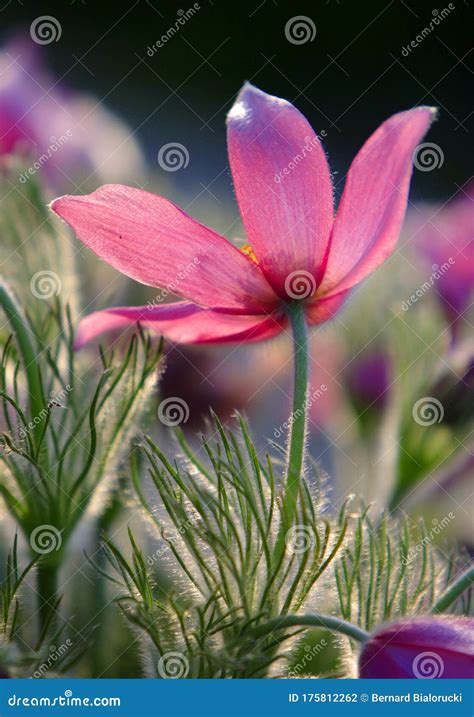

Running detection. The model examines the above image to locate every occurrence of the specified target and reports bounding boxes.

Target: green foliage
[335,511,472,631]
[1,535,36,642]
[0,166,163,665]
[0,294,161,561]
[102,416,350,677]
[100,418,472,678]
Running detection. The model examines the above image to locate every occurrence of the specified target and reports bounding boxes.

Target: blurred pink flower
[414,185,474,339]
[51,83,435,347]
[359,616,474,678]
[0,35,144,187]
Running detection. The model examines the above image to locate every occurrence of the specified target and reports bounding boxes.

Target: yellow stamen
[241,244,258,264]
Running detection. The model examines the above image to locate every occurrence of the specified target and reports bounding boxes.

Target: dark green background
[3,0,473,200]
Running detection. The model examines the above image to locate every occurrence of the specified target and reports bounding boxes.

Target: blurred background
[1,0,473,199]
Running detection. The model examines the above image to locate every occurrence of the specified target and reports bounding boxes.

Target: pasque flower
[413,184,473,339]
[344,349,391,413]
[359,616,474,678]
[51,83,435,348]
[0,35,143,187]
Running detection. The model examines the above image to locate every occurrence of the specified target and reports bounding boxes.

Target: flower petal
[305,290,349,326]
[75,302,286,348]
[319,107,437,296]
[227,83,333,297]
[359,617,474,679]
[51,185,277,314]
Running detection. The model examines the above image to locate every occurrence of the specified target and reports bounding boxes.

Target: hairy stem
[274,302,309,561]
[253,613,369,643]
[432,566,474,613]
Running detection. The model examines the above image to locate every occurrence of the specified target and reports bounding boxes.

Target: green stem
[0,278,45,451]
[274,302,309,560]
[431,566,474,614]
[37,561,59,632]
[253,613,369,643]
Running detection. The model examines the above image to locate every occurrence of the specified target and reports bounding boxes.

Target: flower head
[413,184,473,338]
[51,83,435,348]
[359,616,474,678]
[0,35,143,187]
[344,349,391,413]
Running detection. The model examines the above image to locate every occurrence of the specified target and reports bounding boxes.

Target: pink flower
[413,184,474,339]
[51,84,435,348]
[0,35,144,187]
[359,616,474,678]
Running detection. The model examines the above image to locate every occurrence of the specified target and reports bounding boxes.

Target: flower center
[241,244,258,264]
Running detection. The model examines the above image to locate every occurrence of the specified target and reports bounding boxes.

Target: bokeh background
[2,0,473,198]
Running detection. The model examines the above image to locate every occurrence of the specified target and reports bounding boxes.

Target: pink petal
[75,301,286,348]
[319,107,437,296]
[227,83,333,297]
[51,185,277,314]
[305,290,349,326]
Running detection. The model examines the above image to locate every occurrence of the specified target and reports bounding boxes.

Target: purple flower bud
[359,616,474,678]
[344,350,390,413]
